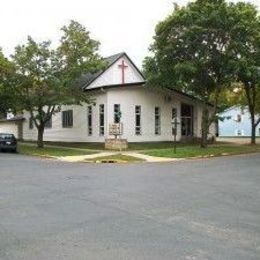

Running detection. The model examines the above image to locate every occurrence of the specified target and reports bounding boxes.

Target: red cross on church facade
[118,60,128,84]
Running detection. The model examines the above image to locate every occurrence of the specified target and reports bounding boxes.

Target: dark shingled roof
[105,52,125,65]
[0,115,25,122]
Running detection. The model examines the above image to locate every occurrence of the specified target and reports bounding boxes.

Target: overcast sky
[1,0,259,68]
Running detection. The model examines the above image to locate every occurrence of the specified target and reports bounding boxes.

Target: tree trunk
[200,108,209,148]
[247,105,256,145]
[37,124,45,148]
[251,116,256,145]
[244,83,257,145]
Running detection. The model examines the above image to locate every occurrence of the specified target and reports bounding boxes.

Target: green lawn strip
[42,141,104,150]
[85,154,144,163]
[21,141,197,151]
[19,141,260,158]
[142,145,260,159]
[19,141,102,152]
[44,141,181,151]
[18,143,97,158]
[127,142,194,150]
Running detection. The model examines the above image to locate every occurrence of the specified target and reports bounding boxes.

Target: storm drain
[100,159,118,163]
[84,159,127,164]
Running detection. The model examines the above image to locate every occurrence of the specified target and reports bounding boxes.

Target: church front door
[181,103,194,137]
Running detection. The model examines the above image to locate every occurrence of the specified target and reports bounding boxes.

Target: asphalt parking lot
[0,153,259,260]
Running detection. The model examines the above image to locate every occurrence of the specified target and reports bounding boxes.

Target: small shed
[0,116,25,140]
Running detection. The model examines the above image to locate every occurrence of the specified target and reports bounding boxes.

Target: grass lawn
[18,143,97,158]
[25,141,195,151]
[19,141,260,160]
[46,141,181,150]
[142,144,260,158]
[85,154,144,163]
[36,141,105,150]
[127,142,188,150]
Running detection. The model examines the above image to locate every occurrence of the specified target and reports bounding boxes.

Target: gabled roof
[221,105,248,113]
[79,52,213,107]
[80,52,145,89]
[0,115,25,123]
[165,87,214,107]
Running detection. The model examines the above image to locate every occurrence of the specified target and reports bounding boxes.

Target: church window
[155,107,161,135]
[62,110,73,128]
[172,108,177,135]
[45,116,52,128]
[29,117,34,129]
[99,104,105,136]
[236,129,242,136]
[135,105,141,135]
[87,106,92,135]
[235,114,242,122]
[114,104,121,123]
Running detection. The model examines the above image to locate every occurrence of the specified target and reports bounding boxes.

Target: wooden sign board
[109,123,123,136]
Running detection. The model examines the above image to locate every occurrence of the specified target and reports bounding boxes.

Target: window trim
[62,110,73,128]
[155,106,161,135]
[99,104,105,136]
[135,105,142,135]
[114,104,121,123]
[87,106,93,136]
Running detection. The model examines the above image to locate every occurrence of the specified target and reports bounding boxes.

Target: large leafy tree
[12,20,106,148]
[228,3,260,144]
[0,49,15,118]
[143,0,239,148]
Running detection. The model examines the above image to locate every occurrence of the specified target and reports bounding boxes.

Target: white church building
[1,52,216,143]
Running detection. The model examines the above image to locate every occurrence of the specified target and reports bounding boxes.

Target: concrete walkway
[58,152,117,162]
[123,152,181,162]
[57,151,181,163]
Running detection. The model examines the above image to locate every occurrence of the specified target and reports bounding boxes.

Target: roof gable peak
[82,52,145,89]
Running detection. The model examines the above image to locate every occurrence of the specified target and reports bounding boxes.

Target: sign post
[108,111,124,151]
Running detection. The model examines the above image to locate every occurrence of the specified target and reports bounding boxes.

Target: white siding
[106,87,179,142]
[0,122,19,138]
[23,92,107,143]
[106,86,210,142]
[22,86,216,143]
[88,55,144,89]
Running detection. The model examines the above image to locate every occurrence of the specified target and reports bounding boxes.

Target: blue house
[218,106,260,137]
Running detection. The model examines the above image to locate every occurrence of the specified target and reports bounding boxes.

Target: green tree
[143,0,240,148]
[228,3,260,144]
[0,49,15,118]
[12,20,106,148]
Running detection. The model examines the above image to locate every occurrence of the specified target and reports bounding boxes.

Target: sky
[1,0,260,68]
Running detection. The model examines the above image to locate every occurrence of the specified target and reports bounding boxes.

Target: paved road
[0,153,259,260]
